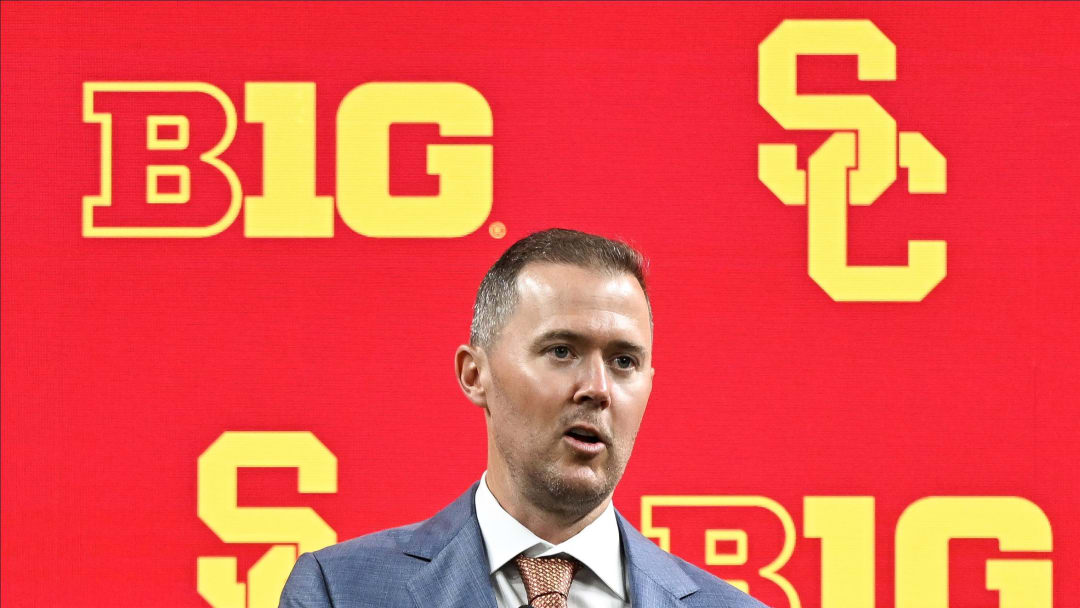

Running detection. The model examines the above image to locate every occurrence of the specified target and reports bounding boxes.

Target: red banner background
[3,2,1078,606]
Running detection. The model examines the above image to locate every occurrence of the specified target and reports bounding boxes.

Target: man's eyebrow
[609,339,649,359]
[532,330,586,348]
[532,330,649,358]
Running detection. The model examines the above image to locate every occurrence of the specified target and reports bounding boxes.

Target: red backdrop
[2,2,1077,607]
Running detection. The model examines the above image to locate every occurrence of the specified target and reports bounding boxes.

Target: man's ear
[455,344,488,408]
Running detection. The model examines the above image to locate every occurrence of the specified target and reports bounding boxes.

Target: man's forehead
[511,263,651,334]
[515,262,644,305]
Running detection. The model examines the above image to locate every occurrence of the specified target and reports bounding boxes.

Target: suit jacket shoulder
[280,485,495,608]
[615,510,770,608]
[289,522,426,605]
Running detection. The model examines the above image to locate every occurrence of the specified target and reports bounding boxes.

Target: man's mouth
[564,426,603,444]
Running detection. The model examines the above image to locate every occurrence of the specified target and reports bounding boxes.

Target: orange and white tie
[513,554,582,608]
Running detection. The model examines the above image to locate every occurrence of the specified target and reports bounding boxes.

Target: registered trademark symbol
[489,221,506,239]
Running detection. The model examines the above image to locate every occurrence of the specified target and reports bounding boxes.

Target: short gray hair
[469,228,650,347]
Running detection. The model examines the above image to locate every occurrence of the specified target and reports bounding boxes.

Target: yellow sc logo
[758,20,947,301]
[197,432,337,608]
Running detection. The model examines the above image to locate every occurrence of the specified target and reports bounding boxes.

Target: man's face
[481,262,654,516]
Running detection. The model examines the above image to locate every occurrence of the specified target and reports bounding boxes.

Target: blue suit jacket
[280,482,769,608]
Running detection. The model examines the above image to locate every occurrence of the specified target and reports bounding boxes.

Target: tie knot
[513,554,581,608]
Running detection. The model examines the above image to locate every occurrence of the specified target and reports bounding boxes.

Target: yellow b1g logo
[83,82,492,238]
[758,20,948,302]
[642,495,1053,608]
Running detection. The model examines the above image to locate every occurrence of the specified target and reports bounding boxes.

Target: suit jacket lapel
[404,482,498,608]
[617,510,699,607]
[401,484,699,608]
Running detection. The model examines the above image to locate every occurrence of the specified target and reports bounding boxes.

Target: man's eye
[613,355,637,370]
[550,346,572,359]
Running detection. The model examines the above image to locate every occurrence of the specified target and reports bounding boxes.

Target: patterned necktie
[513,554,581,608]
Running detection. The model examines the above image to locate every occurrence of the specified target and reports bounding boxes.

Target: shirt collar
[474,471,626,600]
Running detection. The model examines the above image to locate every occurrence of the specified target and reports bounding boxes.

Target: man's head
[456,228,654,523]
[469,229,651,348]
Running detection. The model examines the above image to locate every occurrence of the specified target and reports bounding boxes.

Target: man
[280,229,768,608]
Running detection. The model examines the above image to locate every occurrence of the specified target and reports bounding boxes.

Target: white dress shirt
[474,471,631,608]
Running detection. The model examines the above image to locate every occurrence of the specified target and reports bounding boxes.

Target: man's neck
[483,470,612,545]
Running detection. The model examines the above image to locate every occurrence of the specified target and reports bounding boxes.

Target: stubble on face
[488,369,635,520]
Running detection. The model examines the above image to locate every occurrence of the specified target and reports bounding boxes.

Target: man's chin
[537,463,614,511]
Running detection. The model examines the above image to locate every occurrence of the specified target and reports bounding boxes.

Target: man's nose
[573,352,611,407]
